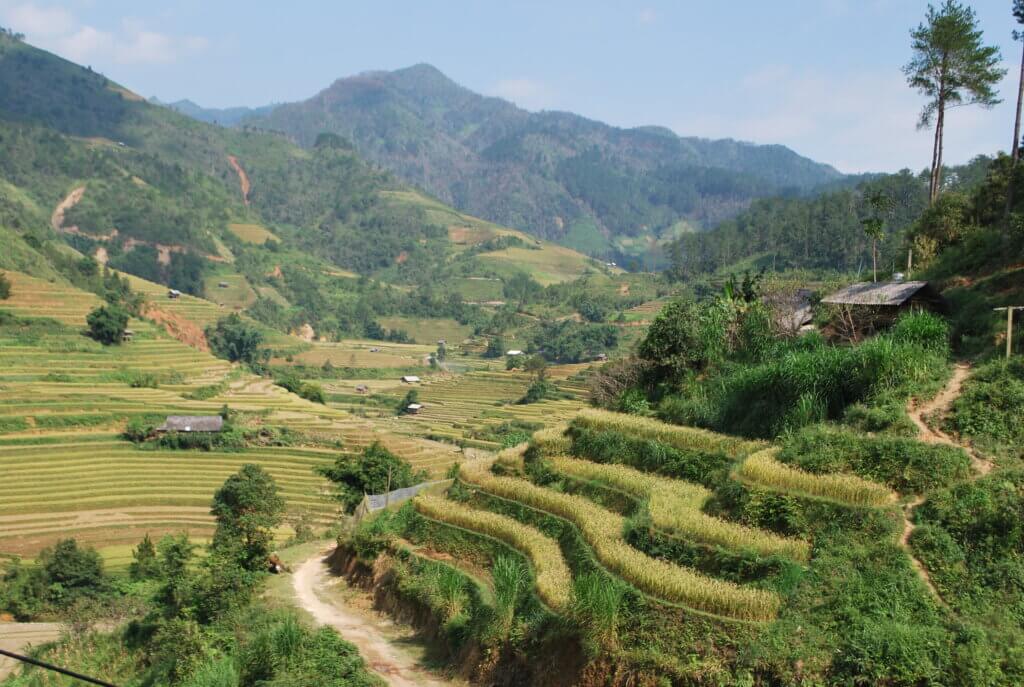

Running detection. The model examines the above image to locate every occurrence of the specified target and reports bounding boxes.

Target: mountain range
[223,64,845,259]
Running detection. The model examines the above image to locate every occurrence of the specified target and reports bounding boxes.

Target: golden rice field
[414,494,572,610]
[548,456,810,561]
[573,408,767,458]
[459,460,781,621]
[736,449,897,507]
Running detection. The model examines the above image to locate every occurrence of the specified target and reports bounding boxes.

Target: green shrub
[0,271,10,299]
[317,442,428,512]
[949,358,1024,455]
[86,304,129,345]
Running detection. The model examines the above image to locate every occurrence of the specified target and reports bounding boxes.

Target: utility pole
[384,465,392,508]
[994,306,1024,358]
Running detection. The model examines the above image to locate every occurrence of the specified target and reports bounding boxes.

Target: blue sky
[1,0,1020,173]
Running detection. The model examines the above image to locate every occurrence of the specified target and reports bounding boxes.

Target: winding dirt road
[227,155,251,206]
[51,186,85,232]
[292,550,452,687]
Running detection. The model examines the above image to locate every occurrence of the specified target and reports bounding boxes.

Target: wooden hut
[156,415,224,433]
[821,280,945,313]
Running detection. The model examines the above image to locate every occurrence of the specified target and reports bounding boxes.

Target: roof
[156,415,224,432]
[506,350,524,356]
[821,281,935,307]
[406,403,423,410]
[401,375,421,382]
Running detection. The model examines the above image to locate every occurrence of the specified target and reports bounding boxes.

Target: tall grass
[492,555,528,637]
[459,460,780,621]
[571,572,624,652]
[573,408,765,458]
[549,456,810,561]
[737,449,895,507]
[414,494,572,610]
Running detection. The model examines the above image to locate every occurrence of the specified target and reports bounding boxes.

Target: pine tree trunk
[1013,40,1024,165]
[872,240,877,282]
[929,114,942,203]
[931,103,946,203]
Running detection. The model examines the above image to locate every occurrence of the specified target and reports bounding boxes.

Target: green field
[378,316,475,345]
[228,222,279,244]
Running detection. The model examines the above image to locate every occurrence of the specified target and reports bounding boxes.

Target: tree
[38,539,106,602]
[861,191,894,281]
[210,464,285,570]
[503,272,542,309]
[904,1,1004,203]
[396,389,418,415]
[1007,1,1024,219]
[317,442,427,512]
[129,533,161,581]
[206,314,267,366]
[484,335,506,359]
[86,304,129,345]
[0,271,11,300]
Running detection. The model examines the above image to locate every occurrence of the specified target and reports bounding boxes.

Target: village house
[400,375,421,384]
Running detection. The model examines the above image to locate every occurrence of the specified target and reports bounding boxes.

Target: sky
[0,0,1021,174]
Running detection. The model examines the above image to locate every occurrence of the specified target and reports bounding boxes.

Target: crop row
[459,460,780,621]
[736,449,895,507]
[549,456,810,561]
[414,494,572,610]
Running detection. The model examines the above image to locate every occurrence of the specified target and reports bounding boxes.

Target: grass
[378,317,474,345]
[414,494,572,610]
[549,456,810,561]
[459,460,780,621]
[736,449,896,507]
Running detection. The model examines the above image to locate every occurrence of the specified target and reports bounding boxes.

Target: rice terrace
[2,3,1024,686]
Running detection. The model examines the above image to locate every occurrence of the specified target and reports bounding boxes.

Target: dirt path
[900,363,994,604]
[907,364,992,475]
[0,623,63,679]
[51,186,85,232]
[292,550,453,687]
[227,155,251,206]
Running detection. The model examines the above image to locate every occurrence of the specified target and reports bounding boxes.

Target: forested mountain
[151,98,279,126]
[240,64,845,257]
[666,156,997,278]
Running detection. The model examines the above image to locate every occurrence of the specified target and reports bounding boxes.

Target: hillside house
[506,350,524,356]
[355,384,369,394]
[400,375,421,384]
[121,329,135,342]
[406,403,424,414]
[156,415,224,433]
[218,281,229,288]
[168,289,182,299]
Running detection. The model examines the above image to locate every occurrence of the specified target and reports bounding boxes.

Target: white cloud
[489,77,556,111]
[637,8,657,25]
[674,64,1012,173]
[0,2,207,65]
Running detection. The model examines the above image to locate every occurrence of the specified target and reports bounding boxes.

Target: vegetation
[317,442,428,512]
[414,494,572,609]
[85,304,129,345]
[205,313,267,366]
[0,271,10,299]
[737,449,895,507]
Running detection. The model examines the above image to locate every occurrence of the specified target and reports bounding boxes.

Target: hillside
[151,97,278,126]
[240,64,845,259]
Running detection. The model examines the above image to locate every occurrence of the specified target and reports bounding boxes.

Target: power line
[0,648,118,687]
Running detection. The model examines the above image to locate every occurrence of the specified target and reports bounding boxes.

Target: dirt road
[907,363,992,475]
[0,623,62,679]
[292,551,453,687]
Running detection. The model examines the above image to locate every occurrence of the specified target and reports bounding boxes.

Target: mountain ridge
[237,63,845,260]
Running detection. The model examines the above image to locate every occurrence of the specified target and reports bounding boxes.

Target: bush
[949,358,1024,453]
[86,304,129,345]
[0,271,10,299]
[206,314,267,366]
[274,369,326,404]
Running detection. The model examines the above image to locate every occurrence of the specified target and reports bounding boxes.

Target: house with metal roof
[155,415,224,433]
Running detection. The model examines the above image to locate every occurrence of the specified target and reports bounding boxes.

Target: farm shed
[156,415,224,433]
[121,329,135,342]
[355,384,369,394]
[401,375,421,384]
[506,350,524,356]
[821,280,945,313]
[168,289,182,299]
[764,288,815,333]
[406,403,424,414]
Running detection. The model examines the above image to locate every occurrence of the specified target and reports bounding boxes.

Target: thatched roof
[821,281,936,307]
[156,415,224,432]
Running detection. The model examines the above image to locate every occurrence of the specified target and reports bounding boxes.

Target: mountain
[241,64,845,259]
[152,97,279,126]
[0,32,606,343]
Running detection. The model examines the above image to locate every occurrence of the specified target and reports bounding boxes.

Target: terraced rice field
[281,340,436,369]
[228,222,279,244]
[388,368,591,449]
[0,272,464,557]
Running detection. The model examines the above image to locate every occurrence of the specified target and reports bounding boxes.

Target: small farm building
[506,350,524,356]
[168,289,182,299]
[156,415,224,433]
[401,375,421,384]
[355,384,369,394]
[121,329,135,342]
[406,403,424,414]
[821,280,945,313]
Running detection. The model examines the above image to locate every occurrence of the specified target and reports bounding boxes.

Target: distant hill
[151,98,279,126]
[241,64,846,259]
